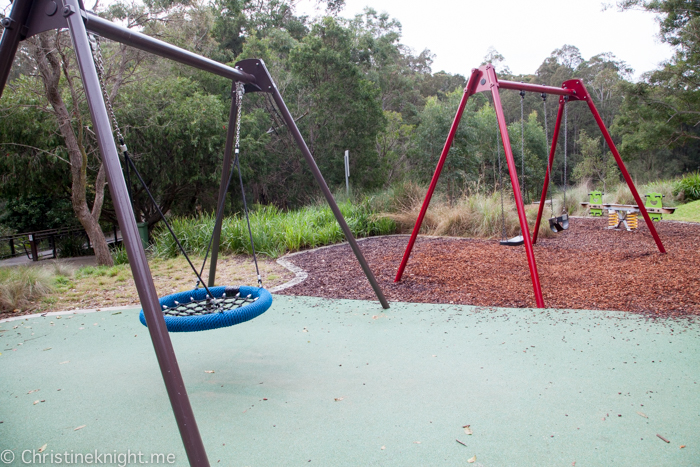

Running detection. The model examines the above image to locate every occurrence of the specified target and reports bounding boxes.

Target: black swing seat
[548,213,569,233]
[500,235,524,246]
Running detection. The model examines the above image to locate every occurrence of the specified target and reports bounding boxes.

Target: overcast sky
[298,0,673,81]
[1,0,673,80]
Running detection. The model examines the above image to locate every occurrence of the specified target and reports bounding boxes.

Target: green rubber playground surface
[1,296,699,466]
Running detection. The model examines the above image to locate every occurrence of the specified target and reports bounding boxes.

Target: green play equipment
[588,191,604,216]
[645,192,664,221]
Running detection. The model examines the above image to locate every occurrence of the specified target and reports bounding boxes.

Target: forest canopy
[1,0,698,241]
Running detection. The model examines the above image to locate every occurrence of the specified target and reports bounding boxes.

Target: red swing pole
[533,98,565,244]
[394,68,480,282]
[486,66,545,308]
[562,79,666,254]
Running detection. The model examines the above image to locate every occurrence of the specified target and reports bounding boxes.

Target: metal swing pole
[560,79,666,253]
[233,59,390,309]
[61,2,210,464]
[0,0,34,97]
[485,66,545,308]
[533,98,565,244]
[393,73,476,283]
[208,82,239,287]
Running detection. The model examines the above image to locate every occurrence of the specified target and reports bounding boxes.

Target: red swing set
[394,63,667,308]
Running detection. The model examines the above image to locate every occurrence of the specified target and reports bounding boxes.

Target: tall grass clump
[379,183,555,240]
[674,172,700,201]
[150,199,397,259]
[110,244,130,265]
[552,182,590,216]
[0,266,55,312]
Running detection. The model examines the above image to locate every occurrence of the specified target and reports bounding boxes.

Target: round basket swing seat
[139,285,272,333]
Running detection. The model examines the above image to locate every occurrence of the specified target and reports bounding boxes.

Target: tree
[613,0,700,175]
[114,77,227,226]
[571,130,620,191]
[22,31,112,265]
[289,17,386,191]
[375,111,414,185]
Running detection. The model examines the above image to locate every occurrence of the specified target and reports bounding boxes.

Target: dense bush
[674,172,700,201]
[56,232,92,258]
[0,195,77,233]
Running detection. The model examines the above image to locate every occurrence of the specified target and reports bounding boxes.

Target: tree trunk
[31,32,113,266]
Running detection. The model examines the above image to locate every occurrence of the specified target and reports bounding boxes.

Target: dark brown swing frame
[0,0,390,464]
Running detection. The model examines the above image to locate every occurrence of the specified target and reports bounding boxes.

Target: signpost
[344,150,350,195]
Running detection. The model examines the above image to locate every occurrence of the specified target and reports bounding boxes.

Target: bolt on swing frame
[0,0,389,464]
[394,64,666,309]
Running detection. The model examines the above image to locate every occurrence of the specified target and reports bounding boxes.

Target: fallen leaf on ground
[74,425,86,431]
[463,425,473,435]
[28,389,39,394]
[33,400,40,405]
[468,455,476,463]
[680,445,686,449]
[637,411,648,418]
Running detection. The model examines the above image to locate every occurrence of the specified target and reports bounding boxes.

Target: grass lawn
[1,255,295,317]
[667,199,700,223]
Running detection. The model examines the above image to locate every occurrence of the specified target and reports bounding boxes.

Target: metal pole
[267,77,390,309]
[0,0,35,98]
[344,150,350,196]
[487,66,545,308]
[562,79,666,254]
[84,13,254,84]
[62,2,210,464]
[533,99,565,244]
[208,83,238,287]
[394,81,473,282]
[585,97,666,252]
[499,80,576,97]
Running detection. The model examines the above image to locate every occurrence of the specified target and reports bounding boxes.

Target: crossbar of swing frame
[0,1,390,465]
[393,64,667,309]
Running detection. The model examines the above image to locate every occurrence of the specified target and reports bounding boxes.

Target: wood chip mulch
[276,218,700,319]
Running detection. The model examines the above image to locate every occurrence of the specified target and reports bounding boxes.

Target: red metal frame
[394,64,667,308]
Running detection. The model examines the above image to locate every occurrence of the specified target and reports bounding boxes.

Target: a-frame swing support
[394,64,666,309]
[0,0,389,465]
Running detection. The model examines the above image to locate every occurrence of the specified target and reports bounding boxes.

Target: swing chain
[234,83,263,287]
[497,130,506,241]
[88,34,127,156]
[542,93,554,218]
[235,83,244,152]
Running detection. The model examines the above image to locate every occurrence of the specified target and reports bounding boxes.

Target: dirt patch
[0,255,295,320]
[277,218,700,318]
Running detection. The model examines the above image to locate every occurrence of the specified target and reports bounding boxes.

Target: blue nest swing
[140,286,272,333]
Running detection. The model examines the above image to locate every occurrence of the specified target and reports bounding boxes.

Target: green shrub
[56,232,92,258]
[674,172,700,201]
[110,244,130,265]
